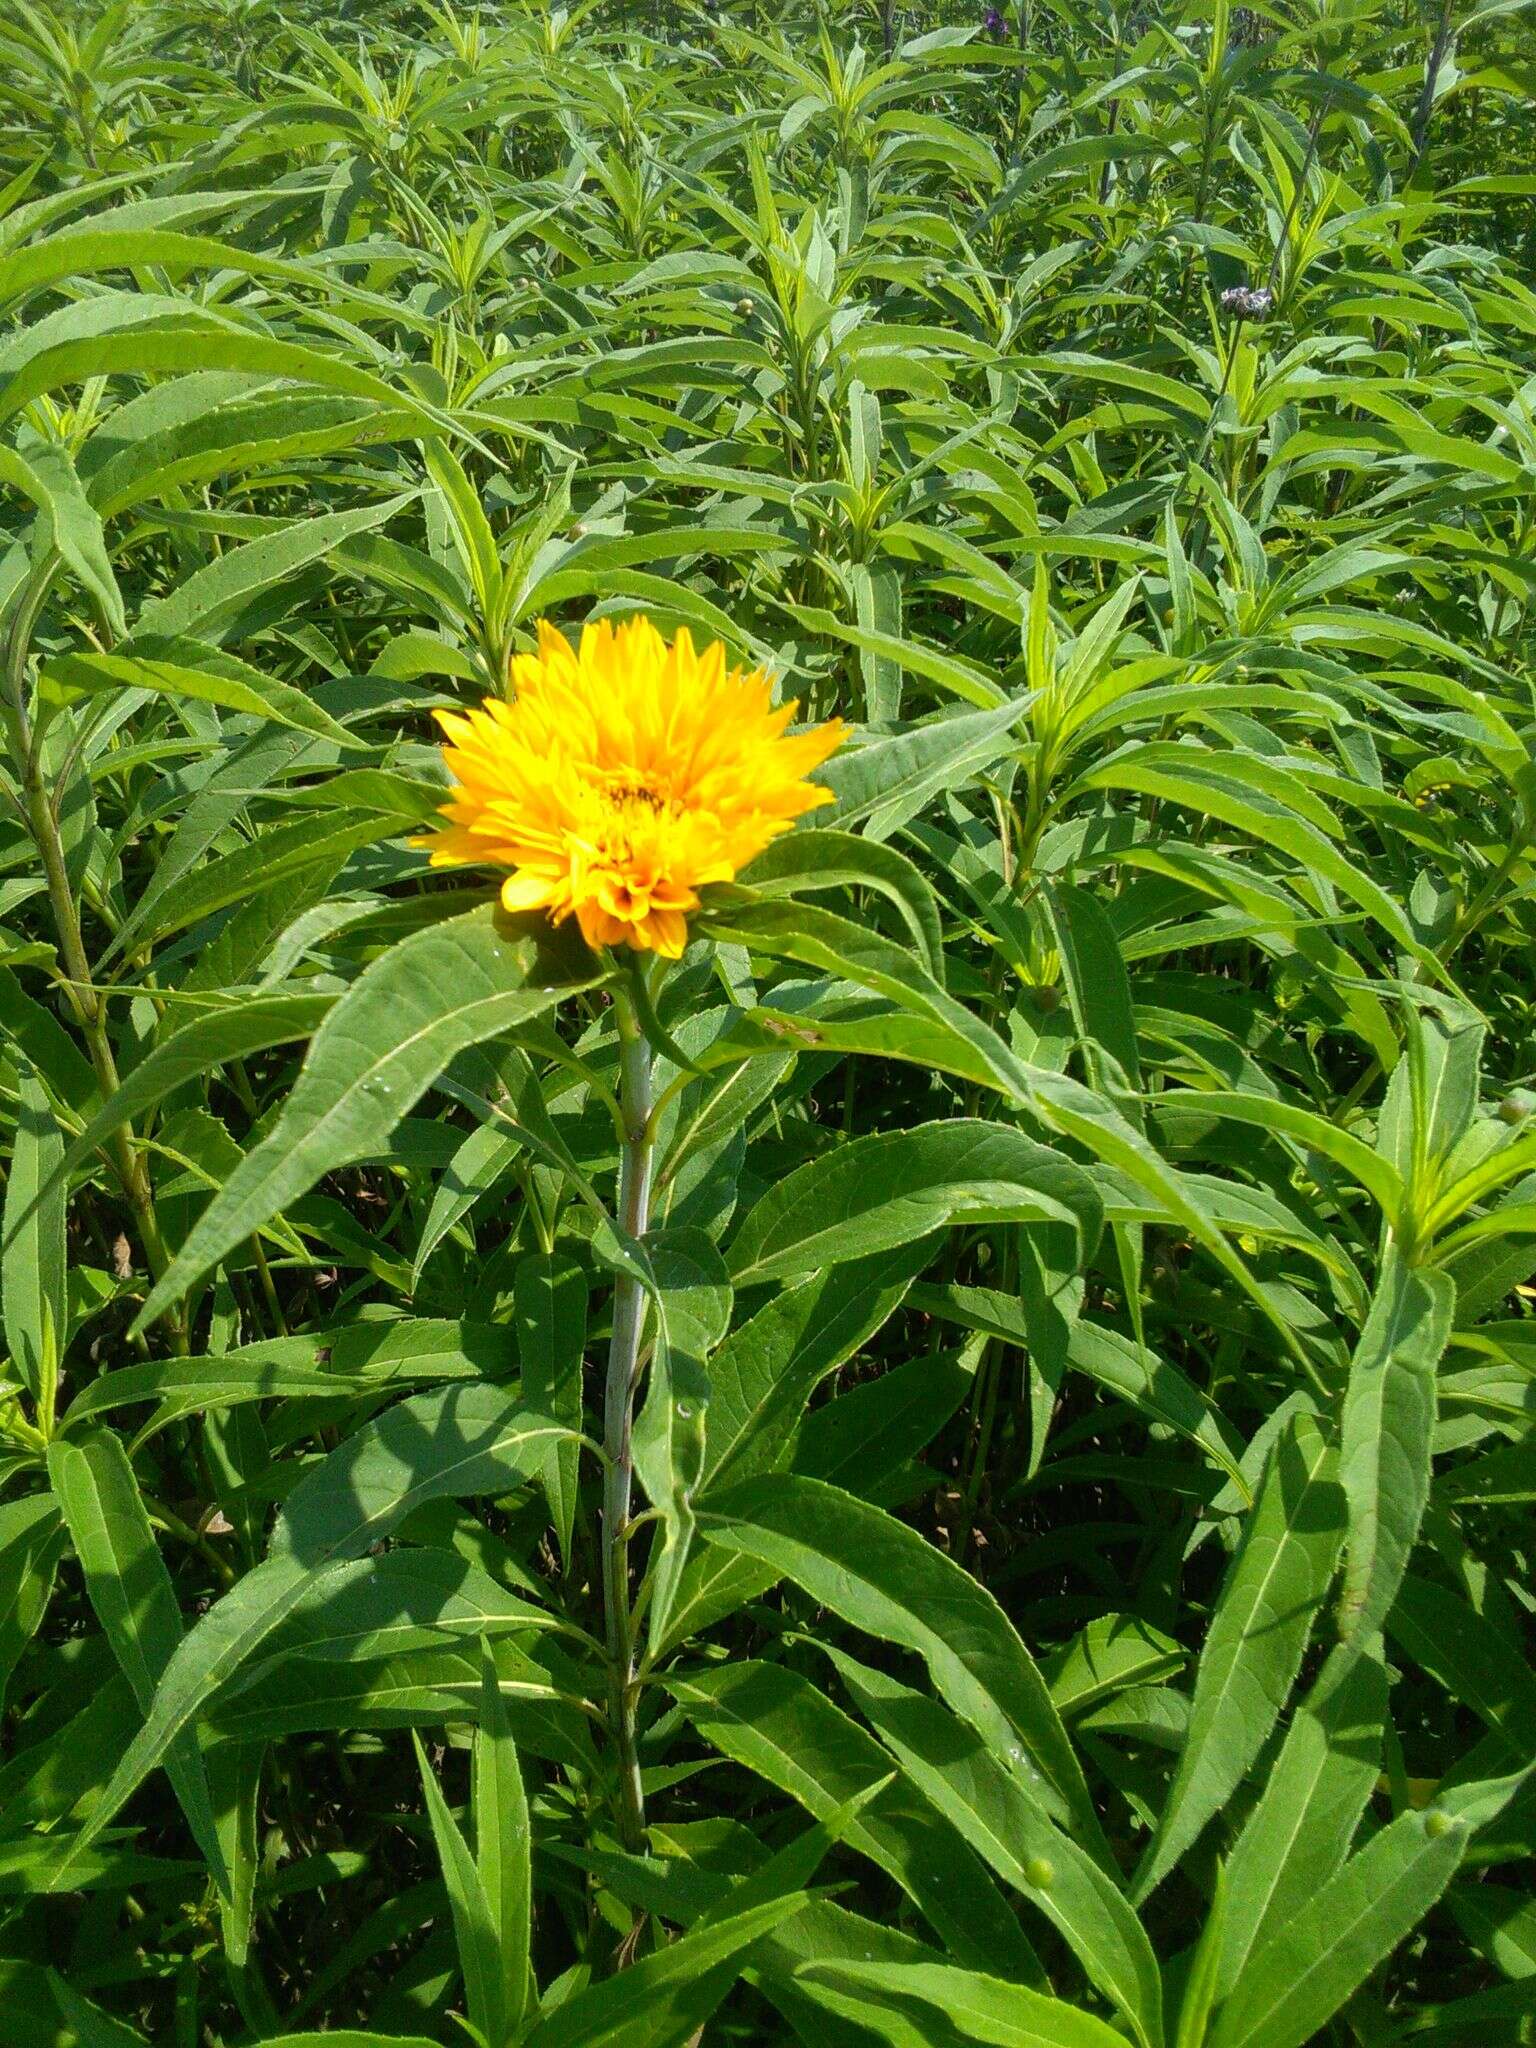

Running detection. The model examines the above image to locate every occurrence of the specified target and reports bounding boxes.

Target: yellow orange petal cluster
[415,615,846,958]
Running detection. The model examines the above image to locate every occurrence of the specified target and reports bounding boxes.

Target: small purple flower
[984,6,1009,40]
[1220,284,1275,321]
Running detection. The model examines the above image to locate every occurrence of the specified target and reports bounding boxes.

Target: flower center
[575,775,689,876]
[606,776,672,815]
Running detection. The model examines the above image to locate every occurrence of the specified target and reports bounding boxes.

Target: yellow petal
[500,870,556,912]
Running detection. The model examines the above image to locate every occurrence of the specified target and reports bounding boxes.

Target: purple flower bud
[984,6,1008,38]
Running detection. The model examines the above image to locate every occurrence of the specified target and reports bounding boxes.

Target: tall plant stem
[4,563,183,1353]
[601,978,655,1852]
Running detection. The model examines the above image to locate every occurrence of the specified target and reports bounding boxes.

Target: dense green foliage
[1,0,1535,2041]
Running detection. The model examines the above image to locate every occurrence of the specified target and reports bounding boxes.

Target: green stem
[4,561,183,1350]
[602,982,655,1853]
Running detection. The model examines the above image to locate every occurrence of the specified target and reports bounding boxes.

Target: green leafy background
[0,0,1534,2043]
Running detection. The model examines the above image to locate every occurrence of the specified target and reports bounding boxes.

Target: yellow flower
[416,615,846,959]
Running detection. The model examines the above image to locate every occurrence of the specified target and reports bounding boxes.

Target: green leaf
[262,1548,551,1666]
[824,1645,1163,2047]
[45,1432,229,1896]
[698,899,1286,1352]
[673,1659,1041,1979]
[918,1289,1246,1491]
[413,1727,505,2048]
[521,1892,810,2048]
[726,1119,1101,1287]
[514,1254,588,1568]
[1044,1616,1187,1719]
[45,1975,150,2048]
[1336,1258,1454,1663]
[210,1740,262,1971]
[1176,1863,1226,2048]
[413,1112,524,1283]
[0,967,99,1112]
[1043,881,1141,1090]
[798,1958,1131,2048]
[65,1317,507,1436]
[0,1496,66,1713]
[703,1237,934,1487]
[42,994,333,1210]
[700,1474,1105,1855]
[42,1384,567,1893]
[1387,1575,1536,1763]
[246,2036,442,2047]
[128,493,414,645]
[126,810,395,952]
[1209,1807,1471,2048]
[1134,1412,1347,1901]
[1068,745,1427,961]
[0,439,124,636]
[1448,1880,1536,1979]
[814,698,1023,831]
[135,909,601,1330]
[476,1643,534,2035]
[41,647,360,748]
[733,830,945,979]
[1217,1645,1389,1999]
[2,1060,66,1408]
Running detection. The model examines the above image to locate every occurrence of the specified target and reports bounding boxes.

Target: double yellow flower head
[417,616,847,958]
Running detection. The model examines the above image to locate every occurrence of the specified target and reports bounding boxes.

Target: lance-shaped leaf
[1210,1804,1473,2048]
[825,1645,1163,2048]
[798,1959,1131,2048]
[514,1255,589,1567]
[1335,1256,1454,1664]
[33,994,334,1223]
[1134,1411,1347,1901]
[0,439,124,635]
[703,1232,935,1488]
[700,1474,1105,1858]
[1217,1643,1388,1999]
[46,1433,229,1897]
[128,493,415,645]
[413,1729,505,2048]
[726,1119,1101,1287]
[521,1893,811,2048]
[673,1659,1041,1980]
[476,1644,534,2035]
[41,647,360,748]
[2,1061,66,1407]
[43,1384,567,1893]
[134,909,602,1331]
[697,899,1291,1354]
[732,829,945,978]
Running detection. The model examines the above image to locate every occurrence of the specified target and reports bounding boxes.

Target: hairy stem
[601,981,655,1852]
